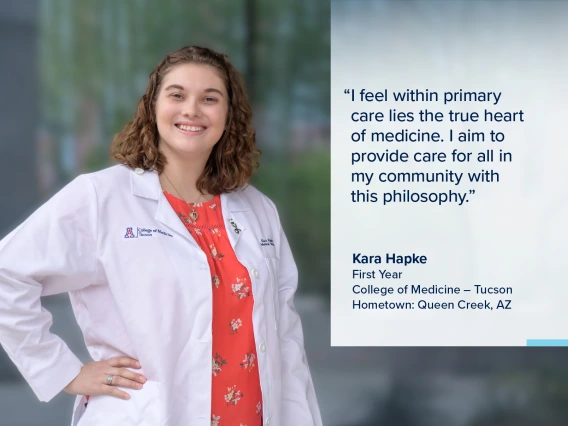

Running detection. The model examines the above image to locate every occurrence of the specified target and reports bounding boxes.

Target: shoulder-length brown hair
[110,45,260,194]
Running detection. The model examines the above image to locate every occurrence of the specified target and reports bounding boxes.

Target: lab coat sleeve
[0,175,98,402]
[274,210,323,425]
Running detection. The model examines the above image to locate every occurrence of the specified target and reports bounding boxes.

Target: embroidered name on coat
[260,238,274,246]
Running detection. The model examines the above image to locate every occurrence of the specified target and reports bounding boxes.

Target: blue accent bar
[527,339,568,347]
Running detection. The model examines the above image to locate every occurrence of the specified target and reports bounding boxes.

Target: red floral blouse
[164,191,263,426]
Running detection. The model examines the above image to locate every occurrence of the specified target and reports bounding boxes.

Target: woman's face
[155,63,229,162]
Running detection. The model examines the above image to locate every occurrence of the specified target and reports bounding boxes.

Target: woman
[0,46,322,426]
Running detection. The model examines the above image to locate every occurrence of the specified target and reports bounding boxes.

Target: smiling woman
[155,63,229,163]
[0,46,322,426]
[110,46,259,199]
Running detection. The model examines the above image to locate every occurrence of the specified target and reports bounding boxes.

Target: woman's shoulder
[82,164,131,183]
[79,164,140,194]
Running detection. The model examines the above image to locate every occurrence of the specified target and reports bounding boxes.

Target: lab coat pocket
[76,380,162,426]
[264,257,280,330]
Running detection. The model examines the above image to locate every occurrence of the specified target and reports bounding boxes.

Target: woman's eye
[204,97,217,102]
[171,93,183,99]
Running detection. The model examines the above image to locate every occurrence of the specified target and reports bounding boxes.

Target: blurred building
[0,0,39,379]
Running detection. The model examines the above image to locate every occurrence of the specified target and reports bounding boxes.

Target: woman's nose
[182,99,201,117]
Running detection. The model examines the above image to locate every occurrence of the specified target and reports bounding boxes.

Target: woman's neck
[159,156,213,203]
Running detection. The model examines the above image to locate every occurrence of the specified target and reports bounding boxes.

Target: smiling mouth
[175,124,207,132]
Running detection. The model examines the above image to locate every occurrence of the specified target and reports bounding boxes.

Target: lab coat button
[265,417,270,425]
[252,268,259,278]
[259,342,266,352]
[134,167,144,175]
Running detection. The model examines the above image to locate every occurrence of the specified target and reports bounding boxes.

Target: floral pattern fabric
[164,191,263,426]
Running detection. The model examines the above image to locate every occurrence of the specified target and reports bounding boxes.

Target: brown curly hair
[110,45,260,194]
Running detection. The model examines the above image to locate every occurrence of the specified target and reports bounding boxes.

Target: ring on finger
[106,375,113,385]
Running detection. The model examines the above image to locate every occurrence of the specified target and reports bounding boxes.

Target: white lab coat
[0,165,322,426]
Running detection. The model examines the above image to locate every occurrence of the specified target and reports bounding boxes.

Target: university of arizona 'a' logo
[124,227,137,238]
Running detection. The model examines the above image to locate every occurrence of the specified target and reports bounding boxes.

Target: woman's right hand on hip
[63,356,147,400]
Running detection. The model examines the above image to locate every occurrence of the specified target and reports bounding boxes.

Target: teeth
[177,124,205,132]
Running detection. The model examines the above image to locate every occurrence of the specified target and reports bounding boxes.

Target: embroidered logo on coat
[228,218,241,234]
[124,227,173,238]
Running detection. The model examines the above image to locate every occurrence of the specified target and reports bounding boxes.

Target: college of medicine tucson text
[351,281,513,297]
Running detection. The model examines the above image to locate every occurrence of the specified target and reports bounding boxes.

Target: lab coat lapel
[221,191,251,250]
[154,193,197,245]
[130,168,199,248]
[130,169,256,253]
